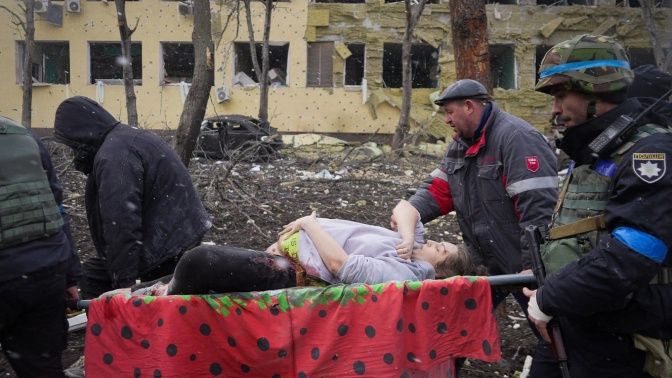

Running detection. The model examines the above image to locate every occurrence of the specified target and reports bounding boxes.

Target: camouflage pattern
[535,34,634,94]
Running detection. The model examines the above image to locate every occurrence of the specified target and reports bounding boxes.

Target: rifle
[525,225,571,378]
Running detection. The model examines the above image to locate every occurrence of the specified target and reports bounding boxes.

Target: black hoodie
[54,96,211,288]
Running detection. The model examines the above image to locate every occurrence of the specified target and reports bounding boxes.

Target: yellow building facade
[0,0,670,137]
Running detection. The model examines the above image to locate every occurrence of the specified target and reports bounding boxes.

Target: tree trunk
[392,0,426,151]
[115,0,139,126]
[637,0,672,73]
[21,0,35,128]
[173,0,215,167]
[243,0,272,122]
[448,0,492,94]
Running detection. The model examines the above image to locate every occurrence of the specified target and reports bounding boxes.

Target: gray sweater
[297,218,435,284]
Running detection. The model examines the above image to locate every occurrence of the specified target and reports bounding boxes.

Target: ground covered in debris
[1,138,538,378]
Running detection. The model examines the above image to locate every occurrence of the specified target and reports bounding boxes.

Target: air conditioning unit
[178,1,193,16]
[34,0,49,13]
[215,85,230,104]
[66,0,81,13]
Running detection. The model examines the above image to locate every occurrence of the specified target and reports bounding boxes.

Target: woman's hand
[279,211,317,240]
[395,239,414,260]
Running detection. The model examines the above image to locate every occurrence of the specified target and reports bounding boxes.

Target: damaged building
[0,0,670,139]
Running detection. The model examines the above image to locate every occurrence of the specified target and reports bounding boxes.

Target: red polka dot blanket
[85,276,499,377]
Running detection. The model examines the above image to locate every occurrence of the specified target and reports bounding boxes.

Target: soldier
[525,34,672,377]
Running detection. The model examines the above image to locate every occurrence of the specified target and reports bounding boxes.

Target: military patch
[633,153,666,183]
[526,156,539,172]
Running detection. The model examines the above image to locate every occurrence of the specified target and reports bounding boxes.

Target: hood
[54,96,120,149]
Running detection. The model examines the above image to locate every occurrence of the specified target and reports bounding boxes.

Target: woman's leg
[167,245,297,295]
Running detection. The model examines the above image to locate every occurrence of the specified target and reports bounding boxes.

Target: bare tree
[243,0,273,122]
[392,0,427,151]
[173,0,215,166]
[1,0,35,128]
[114,0,140,126]
[448,0,492,93]
[637,0,672,73]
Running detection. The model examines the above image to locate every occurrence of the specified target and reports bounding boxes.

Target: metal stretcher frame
[67,273,536,311]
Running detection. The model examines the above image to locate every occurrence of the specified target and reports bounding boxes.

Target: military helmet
[535,34,634,95]
[434,79,489,106]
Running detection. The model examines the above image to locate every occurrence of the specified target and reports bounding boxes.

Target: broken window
[307,42,334,87]
[344,43,365,86]
[384,0,440,4]
[16,41,69,85]
[613,0,671,6]
[89,42,142,85]
[382,43,439,89]
[314,0,364,4]
[490,44,516,90]
[626,47,671,68]
[234,42,289,87]
[161,42,195,85]
[536,0,593,5]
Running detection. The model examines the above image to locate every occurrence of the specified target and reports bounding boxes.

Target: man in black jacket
[0,115,82,377]
[54,96,211,299]
[525,34,672,377]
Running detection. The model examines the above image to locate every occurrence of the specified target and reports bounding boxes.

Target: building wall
[0,0,670,137]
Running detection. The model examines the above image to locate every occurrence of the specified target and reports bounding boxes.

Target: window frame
[16,40,70,86]
[382,42,440,89]
[233,42,290,87]
[343,42,366,88]
[307,41,334,88]
[489,44,517,90]
[160,42,195,85]
[88,41,143,86]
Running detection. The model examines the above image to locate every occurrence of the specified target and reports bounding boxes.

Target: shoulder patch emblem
[526,156,539,172]
[633,153,666,184]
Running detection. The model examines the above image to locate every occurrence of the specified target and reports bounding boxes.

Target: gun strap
[549,215,606,240]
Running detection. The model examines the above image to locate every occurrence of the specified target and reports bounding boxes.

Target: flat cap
[434,79,489,106]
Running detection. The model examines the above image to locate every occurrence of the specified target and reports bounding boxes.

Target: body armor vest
[0,118,63,249]
[542,124,672,275]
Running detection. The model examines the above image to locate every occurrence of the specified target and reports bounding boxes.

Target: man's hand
[523,287,552,343]
[65,286,80,314]
[390,214,399,232]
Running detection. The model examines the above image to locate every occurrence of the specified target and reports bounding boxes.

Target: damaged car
[195,115,282,161]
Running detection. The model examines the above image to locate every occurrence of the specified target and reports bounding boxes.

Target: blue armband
[59,204,65,214]
[612,227,667,263]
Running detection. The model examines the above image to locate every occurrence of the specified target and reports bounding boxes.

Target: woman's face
[411,240,457,267]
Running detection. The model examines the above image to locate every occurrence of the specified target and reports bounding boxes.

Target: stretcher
[70,274,535,377]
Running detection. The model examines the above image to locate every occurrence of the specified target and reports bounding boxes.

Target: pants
[79,254,182,300]
[557,315,651,378]
[0,262,68,378]
[491,291,563,378]
[167,245,297,295]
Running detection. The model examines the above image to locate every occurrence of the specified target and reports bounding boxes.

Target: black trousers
[0,262,68,378]
[79,254,182,300]
[167,245,297,295]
